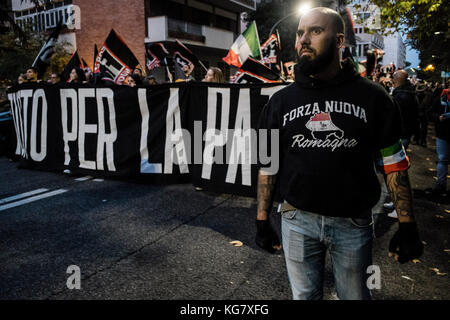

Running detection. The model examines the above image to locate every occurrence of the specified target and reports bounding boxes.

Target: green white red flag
[222,21,262,68]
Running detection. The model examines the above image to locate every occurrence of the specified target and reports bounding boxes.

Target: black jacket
[258,60,403,217]
[428,89,450,142]
[392,83,419,139]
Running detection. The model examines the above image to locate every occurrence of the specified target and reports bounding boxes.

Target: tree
[0,27,71,85]
[354,1,449,77]
[0,0,51,44]
[0,0,71,85]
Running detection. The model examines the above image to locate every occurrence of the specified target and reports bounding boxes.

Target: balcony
[145,16,234,50]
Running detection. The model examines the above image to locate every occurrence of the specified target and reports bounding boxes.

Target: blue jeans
[281,209,373,300]
[436,137,450,191]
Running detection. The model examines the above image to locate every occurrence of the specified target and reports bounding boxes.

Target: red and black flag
[340,8,356,47]
[233,57,281,83]
[32,20,63,78]
[284,61,295,78]
[93,44,98,68]
[94,29,139,84]
[145,42,170,70]
[60,50,83,82]
[260,30,281,65]
[81,57,91,72]
[173,39,203,81]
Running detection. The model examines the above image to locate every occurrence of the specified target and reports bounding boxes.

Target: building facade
[144,0,255,81]
[382,31,406,69]
[11,0,256,81]
[348,1,384,62]
[348,0,406,69]
[11,0,76,52]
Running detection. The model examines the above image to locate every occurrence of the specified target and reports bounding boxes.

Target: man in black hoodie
[255,7,423,300]
[391,70,419,150]
[427,83,450,198]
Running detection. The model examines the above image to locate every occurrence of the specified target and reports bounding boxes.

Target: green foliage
[358,1,449,76]
[0,28,71,85]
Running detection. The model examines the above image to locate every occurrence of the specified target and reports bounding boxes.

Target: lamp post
[268,3,311,37]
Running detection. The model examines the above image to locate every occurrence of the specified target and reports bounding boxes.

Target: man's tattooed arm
[257,171,277,221]
[385,170,415,223]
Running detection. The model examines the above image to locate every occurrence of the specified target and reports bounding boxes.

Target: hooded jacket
[428,88,450,142]
[392,83,419,139]
[258,60,407,217]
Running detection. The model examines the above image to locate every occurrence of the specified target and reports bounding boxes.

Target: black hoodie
[259,60,402,217]
[392,83,419,139]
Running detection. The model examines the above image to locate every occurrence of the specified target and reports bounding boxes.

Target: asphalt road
[0,132,448,301]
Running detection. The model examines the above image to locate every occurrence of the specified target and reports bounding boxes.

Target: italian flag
[380,140,410,174]
[222,21,262,68]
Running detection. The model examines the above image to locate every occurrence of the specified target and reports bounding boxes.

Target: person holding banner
[255,7,423,300]
[26,67,39,83]
[68,67,86,84]
[17,74,26,85]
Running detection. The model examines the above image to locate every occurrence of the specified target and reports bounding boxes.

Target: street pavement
[0,131,448,300]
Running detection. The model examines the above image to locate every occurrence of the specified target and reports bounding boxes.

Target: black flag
[341,8,356,47]
[94,29,139,84]
[173,39,201,81]
[233,57,281,83]
[60,50,83,82]
[145,42,170,70]
[93,44,100,83]
[31,20,63,78]
[261,30,281,65]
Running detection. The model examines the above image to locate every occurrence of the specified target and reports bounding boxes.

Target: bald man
[392,70,420,150]
[256,7,423,300]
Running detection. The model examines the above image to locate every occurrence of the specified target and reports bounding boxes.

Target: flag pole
[164,58,173,83]
[198,60,208,72]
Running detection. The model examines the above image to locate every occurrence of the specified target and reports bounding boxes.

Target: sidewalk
[370,131,449,299]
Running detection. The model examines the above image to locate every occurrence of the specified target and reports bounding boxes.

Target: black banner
[7,83,286,197]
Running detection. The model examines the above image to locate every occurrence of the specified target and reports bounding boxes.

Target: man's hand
[255,219,282,253]
[388,222,423,263]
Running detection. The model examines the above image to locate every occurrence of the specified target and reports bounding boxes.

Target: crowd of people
[1,7,450,301]
[10,62,227,88]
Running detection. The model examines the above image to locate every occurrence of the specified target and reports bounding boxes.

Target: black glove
[388,222,423,263]
[255,219,280,253]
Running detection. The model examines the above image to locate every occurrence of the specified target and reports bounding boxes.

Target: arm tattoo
[257,172,277,220]
[385,170,415,222]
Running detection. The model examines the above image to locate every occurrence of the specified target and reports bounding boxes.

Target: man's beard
[297,39,335,76]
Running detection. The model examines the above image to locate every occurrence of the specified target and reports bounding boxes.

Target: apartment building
[11,0,256,80]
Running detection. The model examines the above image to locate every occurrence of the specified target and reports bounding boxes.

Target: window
[191,8,210,26]
[216,15,236,33]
